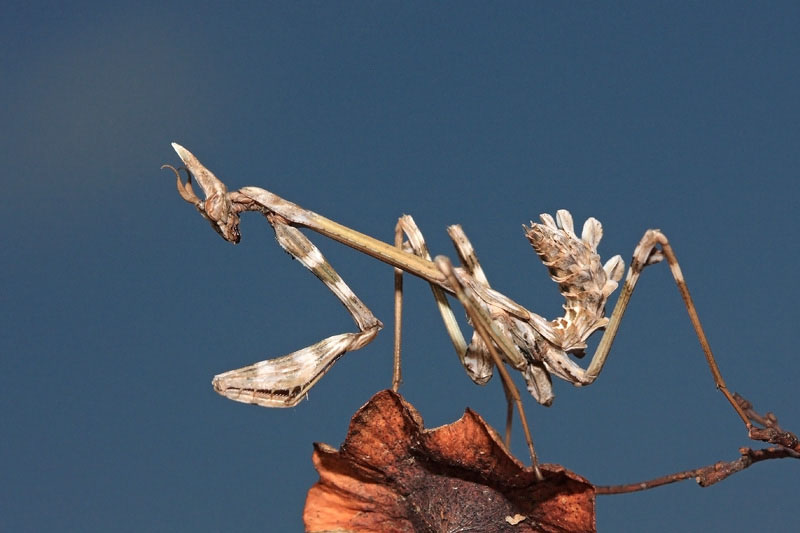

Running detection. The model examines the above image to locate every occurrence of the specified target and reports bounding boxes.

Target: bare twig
[598,393,799,494]
[735,393,800,452]
[597,446,799,494]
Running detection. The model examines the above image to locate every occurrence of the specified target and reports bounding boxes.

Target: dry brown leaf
[304,390,595,532]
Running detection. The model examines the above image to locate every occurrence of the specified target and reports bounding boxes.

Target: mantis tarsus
[166,143,752,479]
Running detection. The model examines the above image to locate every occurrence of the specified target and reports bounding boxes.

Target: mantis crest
[166,143,751,477]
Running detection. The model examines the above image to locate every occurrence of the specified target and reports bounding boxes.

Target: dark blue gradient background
[2,2,798,531]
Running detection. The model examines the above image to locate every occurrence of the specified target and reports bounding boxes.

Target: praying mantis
[166,143,752,479]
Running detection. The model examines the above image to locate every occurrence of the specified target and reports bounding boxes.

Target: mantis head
[163,143,242,244]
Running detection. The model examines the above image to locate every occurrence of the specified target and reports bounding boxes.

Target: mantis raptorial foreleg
[393,215,521,442]
[394,216,534,445]
[393,216,492,384]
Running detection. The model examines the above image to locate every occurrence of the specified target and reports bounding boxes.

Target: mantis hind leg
[585,229,751,428]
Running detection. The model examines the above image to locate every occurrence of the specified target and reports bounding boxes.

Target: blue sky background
[2,2,798,531]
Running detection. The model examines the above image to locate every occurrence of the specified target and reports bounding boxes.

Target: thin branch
[735,393,800,452]
[597,446,799,495]
[598,393,799,495]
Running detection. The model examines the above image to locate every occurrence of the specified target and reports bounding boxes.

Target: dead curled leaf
[304,390,595,533]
